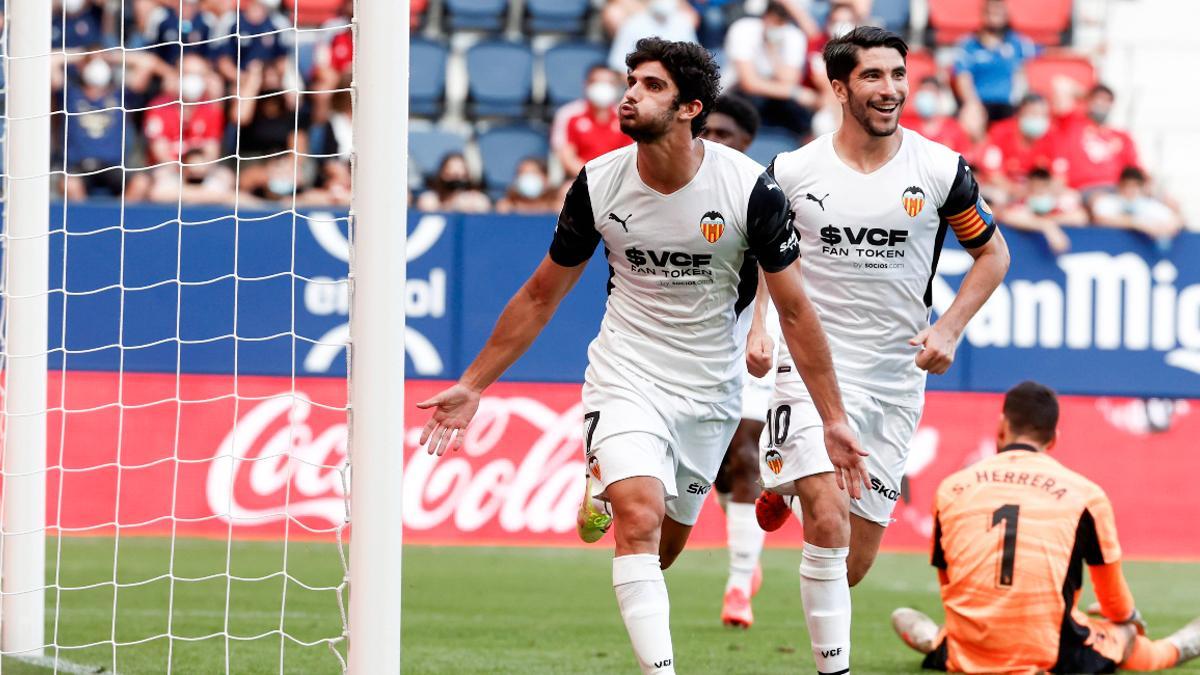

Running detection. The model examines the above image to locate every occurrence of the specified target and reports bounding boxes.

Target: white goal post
[346,0,406,671]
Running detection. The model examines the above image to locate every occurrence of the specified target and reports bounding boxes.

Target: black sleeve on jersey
[931,514,947,570]
[936,156,997,250]
[548,170,600,267]
[746,164,799,273]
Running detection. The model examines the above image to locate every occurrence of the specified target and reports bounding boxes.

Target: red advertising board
[7,373,1197,559]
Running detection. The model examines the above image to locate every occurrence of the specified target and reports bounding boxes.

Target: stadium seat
[905,49,939,88]
[477,124,549,195]
[1024,54,1096,99]
[409,129,468,182]
[544,42,607,108]
[526,0,589,34]
[411,38,449,118]
[446,0,509,32]
[466,40,534,118]
[745,127,797,167]
[928,0,984,45]
[870,0,911,35]
[284,0,342,27]
[1008,0,1072,45]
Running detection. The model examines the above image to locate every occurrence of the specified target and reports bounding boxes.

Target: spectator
[802,1,861,137]
[1051,84,1141,195]
[699,93,760,153]
[999,167,1087,255]
[497,158,560,214]
[149,147,238,205]
[216,0,292,85]
[236,69,304,159]
[298,160,352,207]
[143,0,224,68]
[977,94,1060,205]
[143,53,226,166]
[953,0,1038,135]
[607,0,698,72]
[723,1,815,138]
[552,66,631,178]
[52,0,105,51]
[690,0,742,48]
[908,76,972,156]
[1091,167,1184,247]
[416,153,491,213]
[60,54,150,201]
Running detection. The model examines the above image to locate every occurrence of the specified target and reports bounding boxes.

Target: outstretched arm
[419,170,601,455]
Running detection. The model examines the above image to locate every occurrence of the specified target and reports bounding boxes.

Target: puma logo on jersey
[608,212,632,232]
[806,192,830,211]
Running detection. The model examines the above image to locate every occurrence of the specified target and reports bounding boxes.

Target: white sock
[613,554,675,674]
[725,501,765,595]
[799,543,851,675]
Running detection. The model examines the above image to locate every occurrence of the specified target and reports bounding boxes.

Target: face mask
[62,0,86,14]
[829,21,856,39]
[515,173,545,199]
[268,178,295,196]
[650,0,674,19]
[1088,106,1109,125]
[1027,193,1056,215]
[82,59,112,88]
[913,91,938,119]
[181,74,206,103]
[258,0,281,9]
[586,82,619,108]
[765,26,788,44]
[1018,115,1049,140]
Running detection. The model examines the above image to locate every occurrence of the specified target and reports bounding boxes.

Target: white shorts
[582,363,740,526]
[740,369,775,423]
[758,380,922,525]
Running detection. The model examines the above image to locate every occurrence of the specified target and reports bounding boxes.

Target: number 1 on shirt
[990,504,1020,587]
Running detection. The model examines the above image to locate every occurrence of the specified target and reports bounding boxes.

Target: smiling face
[833,46,907,137]
[619,60,698,143]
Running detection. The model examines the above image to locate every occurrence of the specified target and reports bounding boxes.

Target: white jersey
[771,129,996,407]
[549,141,800,402]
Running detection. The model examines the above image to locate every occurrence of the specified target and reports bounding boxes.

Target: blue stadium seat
[871,0,911,34]
[409,129,468,181]
[745,127,797,166]
[446,0,509,32]
[526,0,589,34]
[477,124,549,196]
[467,40,534,118]
[544,42,608,108]
[411,38,448,118]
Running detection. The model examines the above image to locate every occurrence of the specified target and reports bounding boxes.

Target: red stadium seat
[905,49,939,88]
[928,0,984,45]
[1007,0,1072,45]
[1024,54,1096,99]
[285,0,344,27]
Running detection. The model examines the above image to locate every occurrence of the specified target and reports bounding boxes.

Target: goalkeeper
[891,381,1200,673]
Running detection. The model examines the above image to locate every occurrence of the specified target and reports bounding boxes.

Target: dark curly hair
[712,94,760,139]
[823,26,908,84]
[625,37,720,138]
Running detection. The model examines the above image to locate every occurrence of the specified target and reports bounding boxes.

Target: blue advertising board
[12,202,1200,398]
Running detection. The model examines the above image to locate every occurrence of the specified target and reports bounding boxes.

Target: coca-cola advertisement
[15,372,1198,558]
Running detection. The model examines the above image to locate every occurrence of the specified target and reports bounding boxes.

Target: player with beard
[750,27,1011,674]
[418,38,866,674]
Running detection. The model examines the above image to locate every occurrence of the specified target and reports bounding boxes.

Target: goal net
[0,1,403,672]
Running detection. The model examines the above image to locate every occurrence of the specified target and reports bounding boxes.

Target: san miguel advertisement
[4,204,1200,558]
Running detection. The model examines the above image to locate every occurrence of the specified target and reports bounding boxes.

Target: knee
[613,503,663,548]
[802,501,849,546]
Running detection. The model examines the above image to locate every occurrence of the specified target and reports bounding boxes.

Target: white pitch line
[9,655,114,675]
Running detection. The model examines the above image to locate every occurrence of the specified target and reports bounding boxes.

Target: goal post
[346,0,407,672]
[0,0,52,658]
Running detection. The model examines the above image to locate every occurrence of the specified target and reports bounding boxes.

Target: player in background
[418,38,866,675]
[697,93,777,629]
[892,381,1200,673]
[750,26,1011,674]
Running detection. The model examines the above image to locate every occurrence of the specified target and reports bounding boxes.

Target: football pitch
[4,539,1199,674]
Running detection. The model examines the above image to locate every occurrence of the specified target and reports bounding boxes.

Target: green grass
[3,540,1198,673]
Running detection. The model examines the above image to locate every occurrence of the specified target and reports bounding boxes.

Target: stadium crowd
[14,0,1189,252]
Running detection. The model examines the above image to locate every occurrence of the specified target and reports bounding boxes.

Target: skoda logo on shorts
[765,449,783,475]
[588,455,602,481]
